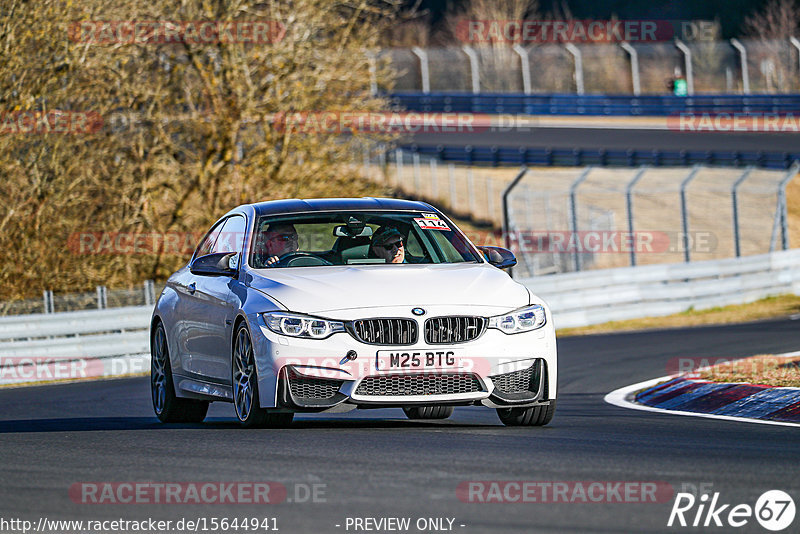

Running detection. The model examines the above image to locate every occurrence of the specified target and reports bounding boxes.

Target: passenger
[369,226,405,264]
[261,224,299,267]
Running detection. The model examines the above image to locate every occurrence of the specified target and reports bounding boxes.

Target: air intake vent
[350,318,417,345]
[490,361,542,394]
[355,373,483,396]
[424,316,486,344]
[287,369,343,400]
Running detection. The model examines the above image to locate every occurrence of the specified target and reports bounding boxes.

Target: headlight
[262,312,345,339]
[487,304,546,334]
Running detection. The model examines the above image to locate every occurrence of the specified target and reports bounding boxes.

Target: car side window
[213,215,246,255]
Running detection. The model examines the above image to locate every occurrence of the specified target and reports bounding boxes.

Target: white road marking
[604,350,800,428]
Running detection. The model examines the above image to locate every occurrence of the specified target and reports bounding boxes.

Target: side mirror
[478,246,517,270]
[190,252,238,276]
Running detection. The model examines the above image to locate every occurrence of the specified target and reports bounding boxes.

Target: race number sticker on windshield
[414,217,450,231]
[421,212,439,219]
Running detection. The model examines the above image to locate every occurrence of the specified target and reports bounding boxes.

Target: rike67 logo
[668,490,795,531]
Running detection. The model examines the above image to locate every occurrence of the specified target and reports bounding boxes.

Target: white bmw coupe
[150,198,557,427]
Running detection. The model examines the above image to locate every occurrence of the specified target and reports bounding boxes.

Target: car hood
[246,263,529,314]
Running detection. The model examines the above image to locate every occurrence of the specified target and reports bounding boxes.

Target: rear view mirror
[190,252,238,276]
[333,225,373,238]
[478,246,517,270]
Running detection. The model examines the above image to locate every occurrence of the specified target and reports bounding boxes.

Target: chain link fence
[360,146,798,278]
[383,39,800,94]
[1,281,162,316]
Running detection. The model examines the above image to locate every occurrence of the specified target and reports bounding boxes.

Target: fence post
[674,39,694,95]
[144,280,156,306]
[730,39,750,94]
[412,151,422,194]
[791,38,800,73]
[411,47,430,94]
[512,44,532,95]
[501,167,529,263]
[620,42,640,96]
[394,149,404,189]
[462,45,481,94]
[448,163,457,210]
[43,290,54,314]
[362,144,371,179]
[626,166,648,267]
[569,166,593,271]
[778,161,800,250]
[429,158,439,199]
[467,167,476,214]
[486,177,495,221]
[679,165,702,262]
[378,145,387,184]
[731,166,754,257]
[565,43,584,95]
[366,50,378,96]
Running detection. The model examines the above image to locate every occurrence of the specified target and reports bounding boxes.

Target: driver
[262,224,299,267]
[369,226,405,264]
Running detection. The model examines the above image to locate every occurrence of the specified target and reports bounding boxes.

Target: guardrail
[520,248,800,329]
[390,92,800,116]
[1,249,798,384]
[0,306,151,385]
[402,144,800,169]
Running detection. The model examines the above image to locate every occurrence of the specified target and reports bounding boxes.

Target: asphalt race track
[1,318,799,533]
[408,128,800,153]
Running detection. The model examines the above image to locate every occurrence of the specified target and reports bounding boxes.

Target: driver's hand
[266,255,281,267]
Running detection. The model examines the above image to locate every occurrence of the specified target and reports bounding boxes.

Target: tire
[151,322,209,423]
[496,400,556,427]
[403,405,454,420]
[232,323,294,428]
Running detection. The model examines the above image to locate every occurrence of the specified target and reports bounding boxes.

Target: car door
[179,215,245,383]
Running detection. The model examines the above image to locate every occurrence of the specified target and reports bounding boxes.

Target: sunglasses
[269,234,297,242]
[379,239,403,251]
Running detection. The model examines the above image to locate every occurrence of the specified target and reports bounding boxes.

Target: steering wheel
[276,252,333,267]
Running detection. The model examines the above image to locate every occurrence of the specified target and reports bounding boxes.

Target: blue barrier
[400,144,800,169]
[390,92,800,116]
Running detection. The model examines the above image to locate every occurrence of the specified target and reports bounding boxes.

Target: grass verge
[557,294,800,337]
[697,354,800,388]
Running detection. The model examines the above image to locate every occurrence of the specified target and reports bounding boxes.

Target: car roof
[249,197,437,217]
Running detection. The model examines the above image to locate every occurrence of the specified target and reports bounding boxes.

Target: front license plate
[376,349,462,371]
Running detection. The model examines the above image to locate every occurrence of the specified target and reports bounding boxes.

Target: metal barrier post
[43,290,54,314]
[378,145,387,184]
[569,166,593,270]
[462,45,480,94]
[674,40,694,95]
[679,165,702,262]
[512,44,532,94]
[626,167,648,267]
[731,166,754,257]
[411,47,430,94]
[730,39,750,94]
[565,44,584,95]
[96,286,108,310]
[620,42,641,96]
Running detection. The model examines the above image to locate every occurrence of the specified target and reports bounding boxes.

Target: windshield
[250,210,482,268]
